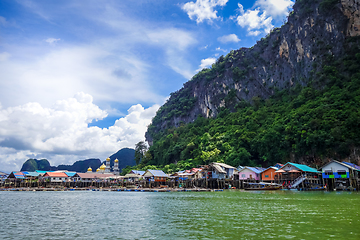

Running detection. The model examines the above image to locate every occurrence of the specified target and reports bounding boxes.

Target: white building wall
[322,162,349,173]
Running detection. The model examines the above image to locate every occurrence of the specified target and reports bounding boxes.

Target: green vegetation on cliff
[21,159,51,172]
[141,36,360,171]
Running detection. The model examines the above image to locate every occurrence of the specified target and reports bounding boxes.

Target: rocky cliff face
[146,0,360,144]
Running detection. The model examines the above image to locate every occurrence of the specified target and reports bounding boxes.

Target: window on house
[265,175,269,178]
[241,174,246,178]
[337,170,346,175]
[324,171,333,175]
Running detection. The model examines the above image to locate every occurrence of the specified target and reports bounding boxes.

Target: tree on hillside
[134,141,147,165]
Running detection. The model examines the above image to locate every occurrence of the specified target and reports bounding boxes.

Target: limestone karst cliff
[146,0,360,145]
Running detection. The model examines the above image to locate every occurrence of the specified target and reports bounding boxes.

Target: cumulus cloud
[255,0,294,18]
[0,93,160,172]
[217,34,241,43]
[196,57,216,72]
[234,0,294,36]
[234,4,273,36]
[182,0,228,24]
[45,38,61,44]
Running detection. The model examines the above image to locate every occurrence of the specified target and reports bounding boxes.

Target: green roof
[286,162,319,173]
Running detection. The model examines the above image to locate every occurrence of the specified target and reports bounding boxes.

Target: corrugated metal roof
[145,170,169,177]
[9,172,26,179]
[0,171,9,176]
[35,170,54,173]
[285,162,319,173]
[342,162,360,171]
[213,164,226,174]
[260,166,279,173]
[130,170,145,175]
[321,160,352,171]
[43,172,69,177]
[191,168,202,172]
[22,172,41,177]
[246,167,265,174]
[64,172,77,177]
[213,162,236,169]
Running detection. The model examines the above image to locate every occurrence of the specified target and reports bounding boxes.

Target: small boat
[244,182,282,191]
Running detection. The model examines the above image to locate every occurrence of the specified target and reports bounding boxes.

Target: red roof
[43,172,68,177]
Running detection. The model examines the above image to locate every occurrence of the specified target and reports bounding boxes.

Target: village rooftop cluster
[1,159,360,191]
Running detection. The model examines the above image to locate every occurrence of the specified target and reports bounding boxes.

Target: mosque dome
[96,168,100,172]
[115,158,119,163]
[100,164,106,170]
[87,167,92,172]
[106,157,111,162]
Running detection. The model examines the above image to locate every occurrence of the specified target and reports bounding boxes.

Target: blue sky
[0,0,294,172]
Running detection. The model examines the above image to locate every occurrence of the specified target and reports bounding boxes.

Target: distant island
[20,148,135,173]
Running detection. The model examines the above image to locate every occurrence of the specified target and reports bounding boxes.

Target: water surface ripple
[0,190,359,239]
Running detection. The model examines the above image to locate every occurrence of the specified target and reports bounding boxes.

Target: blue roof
[260,166,279,173]
[35,170,54,173]
[342,162,360,171]
[285,162,319,173]
[22,172,41,177]
[64,172,77,177]
[146,169,168,177]
[131,170,145,175]
[246,167,266,174]
[10,171,26,179]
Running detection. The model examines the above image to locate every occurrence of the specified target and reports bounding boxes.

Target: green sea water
[0,190,359,239]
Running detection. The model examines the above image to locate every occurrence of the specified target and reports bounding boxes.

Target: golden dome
[96,168,100,172]
[100,163,106,170]
[106,157,111,162]
[114,158,119,163]
[87,167,92,172]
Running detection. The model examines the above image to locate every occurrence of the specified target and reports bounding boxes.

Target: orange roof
[43,172,68,177]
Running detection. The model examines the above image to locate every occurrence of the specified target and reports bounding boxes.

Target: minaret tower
[113,158,119,175]
[105,157,111,173]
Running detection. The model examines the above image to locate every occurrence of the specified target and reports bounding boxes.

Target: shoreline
[0,187,221,192]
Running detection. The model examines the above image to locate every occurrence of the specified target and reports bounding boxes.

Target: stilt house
[320,160,360,190]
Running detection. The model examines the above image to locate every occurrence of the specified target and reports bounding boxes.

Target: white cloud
[217,34,241,43]
[248,30,262,36]
[182,0,228,24]
[196,57,216,72]
[255,0,294,18]
[233,0,294,36]
[0,93,160,172]
[234,4,274,36]
[0,44,163,108]
[45,38,61,44]
[0,52,11,62]
[0,16,8,26]
[15,0,53,22]
[216,47,227,52]
[147,28,197,79]
[0,2,198,109]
